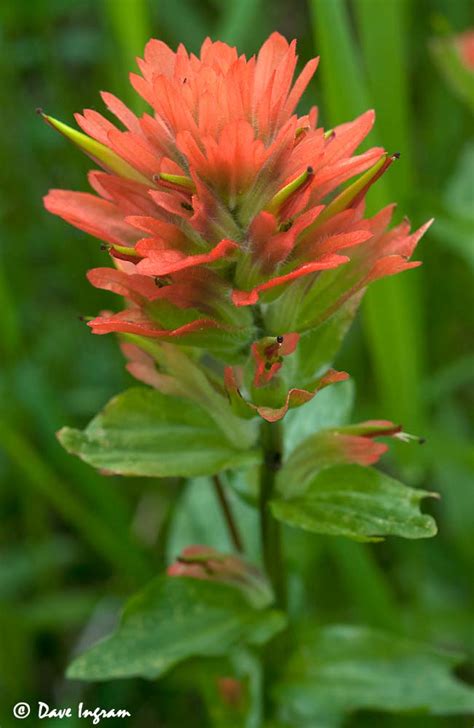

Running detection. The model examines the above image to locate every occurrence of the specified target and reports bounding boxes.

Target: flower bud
[168,546,273,608]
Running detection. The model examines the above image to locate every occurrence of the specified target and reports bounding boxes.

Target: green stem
[259,420,286,608]
[212,475,244,553]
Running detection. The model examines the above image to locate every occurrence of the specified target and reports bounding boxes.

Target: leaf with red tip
[224,367,349,422]
[256,370,349,422]
[277,419,407,497]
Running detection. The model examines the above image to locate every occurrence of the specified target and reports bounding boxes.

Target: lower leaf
[67,576,286,681]
[58,387,261,478]
[275,624,474,726]
[271,464,437,541]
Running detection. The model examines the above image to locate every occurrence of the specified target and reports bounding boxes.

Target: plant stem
[212,475,244,553]
[259,420,286,608]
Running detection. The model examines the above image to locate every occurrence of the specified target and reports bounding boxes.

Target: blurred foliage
[0,0,473,726]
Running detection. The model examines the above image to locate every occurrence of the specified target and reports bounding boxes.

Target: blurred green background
[0,0,473,725]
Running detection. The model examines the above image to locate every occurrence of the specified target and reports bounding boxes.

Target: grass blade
[0,421,152,586]
[102,0,152,111]
[309,0,425,431]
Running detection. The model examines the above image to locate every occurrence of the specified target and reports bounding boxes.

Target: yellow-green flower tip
[157,172,196,191]
[266,166,314,215]
[40,112,150,186]
[314,152,395,228]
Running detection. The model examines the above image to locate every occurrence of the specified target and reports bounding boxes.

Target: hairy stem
[212,475,244,553]
[259,419,286,608]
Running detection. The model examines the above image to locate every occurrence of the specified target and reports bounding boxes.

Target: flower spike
[43,32,431,422]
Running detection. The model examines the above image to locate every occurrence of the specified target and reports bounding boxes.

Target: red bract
[167,546,273,608]
[224,366,349,422]
[252,333,300,387]
[43,33,431,419]
[278,419,424,497]
[457,29,474,70]
[305,420,421,470]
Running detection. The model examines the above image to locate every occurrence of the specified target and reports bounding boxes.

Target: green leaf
[275,624,474,726]
[58,387,261,478]
[67,576,286,681]
[278,421,411,499]
[157,343,258,450]
[271,464,437,542]
[283,379,354,456]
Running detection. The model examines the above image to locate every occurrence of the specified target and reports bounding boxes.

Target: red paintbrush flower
[43,33,431,419]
